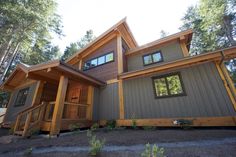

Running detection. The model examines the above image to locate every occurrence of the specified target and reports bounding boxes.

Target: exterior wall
[4,82,38,122]
[127,41,184,71]
[77,38,118,81]
[123,62,236,119]
[97,83,119,120]
[92,87,100,121]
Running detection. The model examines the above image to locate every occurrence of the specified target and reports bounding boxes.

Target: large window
[152,73,185,98]
[14,87,29,107]
[143,51,163,65]
[83,52,114,70]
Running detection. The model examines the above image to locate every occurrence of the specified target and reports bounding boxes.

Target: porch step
[14,131,23,136]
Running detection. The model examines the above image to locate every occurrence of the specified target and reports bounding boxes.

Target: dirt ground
[0,127,236,157]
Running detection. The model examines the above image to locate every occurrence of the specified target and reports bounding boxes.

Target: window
[143,51,163,65]
[14,87,29,107]
[83,52,114,70]
[152,73,185,98]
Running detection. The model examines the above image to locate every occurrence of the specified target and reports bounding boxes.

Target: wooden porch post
[50,75,68,136]
[86,86,94,120]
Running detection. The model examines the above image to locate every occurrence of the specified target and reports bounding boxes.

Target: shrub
[24,147,33,156]
[143,126,156,130]
[8,123,15,135]
[141,143,166,157]
[131,119,137,129]
[69,123,81,131]
[87,129,105,156]
[90,123,99,132]
[106,120,116,130]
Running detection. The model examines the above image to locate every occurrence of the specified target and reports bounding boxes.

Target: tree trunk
[0,43,20,82]
[223,15,236,46]
[0,39,13,66]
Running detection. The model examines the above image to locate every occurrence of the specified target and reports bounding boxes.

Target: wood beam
[116,116,236,127]
[26,73,58,85]
[215,62,236,111]
[220,63,236,98]
[50,75,68,136]
[179,39,189,57]
[106,79,119,84]
[117,34,123,74]
[86,86,94,120]
[31,81,44,106]
[118,80,124,119]
[78,60,83,70]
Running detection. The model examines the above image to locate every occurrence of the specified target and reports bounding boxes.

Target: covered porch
[9,60,105,136]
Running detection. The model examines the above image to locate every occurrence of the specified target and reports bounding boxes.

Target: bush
[141,143,166,157]
[143,126,156,130]
[106,120,116,130]
[8,123,15,135]
[131,119,137,129]
[90,123,99,132]
[24,147,33,156]
[87,129,105,156]
[69,123,81,131]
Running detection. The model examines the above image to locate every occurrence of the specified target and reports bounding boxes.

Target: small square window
[105,53,114,62]
[98,56,105,65]
[91,59,97,67]
[14,88,29,107]
[143,55,152,65]
[152,52,162,63]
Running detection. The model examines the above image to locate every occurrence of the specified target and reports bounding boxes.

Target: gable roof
[1,60,106,90]
[125,29,193,56]
[66,18,138,64]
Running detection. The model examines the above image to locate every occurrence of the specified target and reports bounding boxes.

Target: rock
[0,135,19,144]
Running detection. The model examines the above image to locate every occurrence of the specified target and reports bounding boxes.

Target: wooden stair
[14,102,47,137]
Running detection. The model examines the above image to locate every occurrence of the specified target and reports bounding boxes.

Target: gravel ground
[0,128,236,157]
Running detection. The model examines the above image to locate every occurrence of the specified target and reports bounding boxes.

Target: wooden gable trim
[66,18,138,64]
[119,46,236,79]
[125,29,193,56]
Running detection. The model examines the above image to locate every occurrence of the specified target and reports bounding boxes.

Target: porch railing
[14,102,47,137]
[44,101,88,121]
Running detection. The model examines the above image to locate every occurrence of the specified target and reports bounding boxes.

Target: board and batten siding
[96,83,119,120]
[123,62,236,119]
[127,41,184,71]
[4,82,38,122]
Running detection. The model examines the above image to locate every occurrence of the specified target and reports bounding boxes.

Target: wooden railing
[14,102,47,137]
[63,102,88,120]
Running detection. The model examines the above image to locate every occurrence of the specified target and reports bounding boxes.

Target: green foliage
[106,120,116,130]
[181,0,236,55]
[8,123,15,135]
[29,128,40,136]
[87,129,105,156]
[143,126,156,130]
[24,147,33,156]
[69,123,81,131]
[141,143,166,157]
[131,119,137,129]
[61,30,96,61]
[90,123,99,132]
[0,0,63,81]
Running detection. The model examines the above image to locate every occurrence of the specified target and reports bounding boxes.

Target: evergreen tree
[61,30,95,61]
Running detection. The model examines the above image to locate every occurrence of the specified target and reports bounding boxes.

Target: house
[1,18,236,137]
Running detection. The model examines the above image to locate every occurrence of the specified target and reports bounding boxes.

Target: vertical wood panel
[117,34,123,74]
[86,86,94,120]
[118,80,124,119]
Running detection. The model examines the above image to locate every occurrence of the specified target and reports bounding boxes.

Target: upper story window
[83,52,114,70]
[14,87,29,107]
[143,51,163,66]
[152,72,185,98]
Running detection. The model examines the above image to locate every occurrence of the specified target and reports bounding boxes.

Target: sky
[53,0,198,54]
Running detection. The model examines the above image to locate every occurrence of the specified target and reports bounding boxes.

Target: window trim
[83,51,114,71]
[14,87,30,107]
[142,51,163,66]
[152,72,186,99]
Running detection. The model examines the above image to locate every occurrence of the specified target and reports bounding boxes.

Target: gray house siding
[127,41,184,71]
[123,62,236,119]
[4,82,38,122]
[92,87,100,121]
[98,83,119,120]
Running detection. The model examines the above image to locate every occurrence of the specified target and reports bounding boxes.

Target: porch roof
[1,60,106,90]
